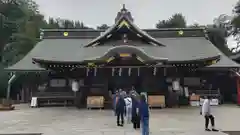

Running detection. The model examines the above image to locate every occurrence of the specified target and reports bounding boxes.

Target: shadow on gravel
[223,131,240,135]
[0,133,42,135]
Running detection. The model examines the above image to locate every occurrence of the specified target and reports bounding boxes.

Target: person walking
[116,94,126,127]
[112,90,117,115]
[139,94,149,135]
[124,95,132,123]
[131,94,140,129]
[201,96,218,132]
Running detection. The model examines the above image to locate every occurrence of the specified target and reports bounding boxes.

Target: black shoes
[205,128,211,131]
[205,128,219,132]
[117,124,124,127]
[212,129,219,132]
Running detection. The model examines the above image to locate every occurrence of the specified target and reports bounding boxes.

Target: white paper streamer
[112,68,115,76]
[94,68,97,76]
[128,68,131,76]
[119,68,122,76]
[86,68,89,76]
[137,68,140,76]
[153,67,157,76]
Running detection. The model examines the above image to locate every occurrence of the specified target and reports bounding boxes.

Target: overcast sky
[34,0,239,48]
[34,0,239,29]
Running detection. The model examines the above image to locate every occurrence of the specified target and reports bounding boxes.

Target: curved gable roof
[84,16,165,47]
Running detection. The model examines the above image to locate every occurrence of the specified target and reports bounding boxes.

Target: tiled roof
[7,36,239,71]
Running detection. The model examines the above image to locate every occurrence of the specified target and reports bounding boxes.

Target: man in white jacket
[201,96,218,131]
[124,95,132,123]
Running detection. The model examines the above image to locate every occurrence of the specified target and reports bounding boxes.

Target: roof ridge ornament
[122,4,127,12]
[115,4,134,23]
[84,6,166,47]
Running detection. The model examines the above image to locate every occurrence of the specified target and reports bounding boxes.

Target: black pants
[117,111,124,125]
[132,115,140,129]
[205,115,215,129]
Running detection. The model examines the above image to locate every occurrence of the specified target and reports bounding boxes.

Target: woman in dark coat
[131,94,140,129]
[116,95,126,126]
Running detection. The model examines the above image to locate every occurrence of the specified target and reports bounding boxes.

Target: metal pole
[7,73,16,99]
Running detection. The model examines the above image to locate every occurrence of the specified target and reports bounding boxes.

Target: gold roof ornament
[118,20,130,28]
[87,62,96,67]
[63,32,69,37]
[120,53,131,57]
[136,56,144,62]
[106,57,115,63]
[178,30,184,36]
[206,59,218,65]
[211,59,218,64]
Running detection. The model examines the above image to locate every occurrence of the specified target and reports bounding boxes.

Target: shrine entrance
[108,75,143,93]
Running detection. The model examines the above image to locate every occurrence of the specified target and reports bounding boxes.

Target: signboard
[148,95,165,108]
[87,96,104,108]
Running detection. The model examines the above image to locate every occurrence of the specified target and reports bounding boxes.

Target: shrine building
[6,6,240,108]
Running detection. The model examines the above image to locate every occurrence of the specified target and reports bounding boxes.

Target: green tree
[0,0,47,98]
[188,23,200,28]
[2,0,45,66]
[230,1,240,52]
[207,27,232,56]
[97,24,110,30]
[232,1,240,36]
[156,13,187,28]
[156,13,232,56]
[0,0,25,61]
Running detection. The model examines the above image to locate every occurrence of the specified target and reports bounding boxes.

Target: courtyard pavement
[0,104,239,135]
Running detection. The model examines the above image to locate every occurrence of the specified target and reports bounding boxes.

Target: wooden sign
[87,96,104,109]
[190,95,200,101]
[148,95,165,108]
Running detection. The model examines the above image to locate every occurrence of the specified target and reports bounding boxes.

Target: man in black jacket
[116,95,126,126]
[131,95,140,129]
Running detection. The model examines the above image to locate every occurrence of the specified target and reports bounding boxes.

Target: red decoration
[236,77,240,105]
